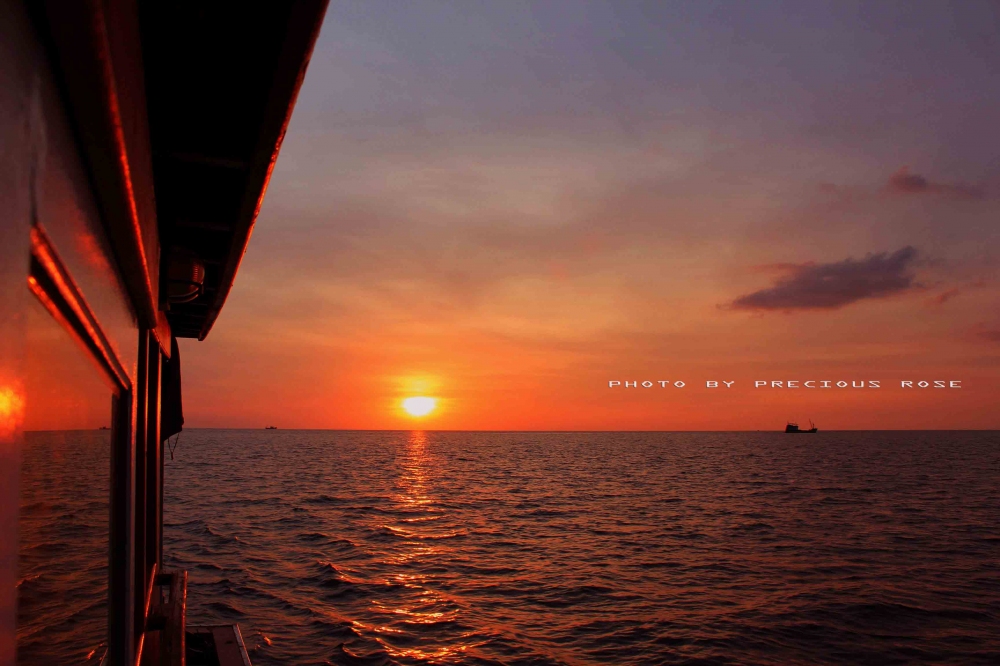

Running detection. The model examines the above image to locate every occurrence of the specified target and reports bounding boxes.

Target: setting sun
[401,396,437,417]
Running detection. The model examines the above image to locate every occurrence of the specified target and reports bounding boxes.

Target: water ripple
[162,430,1000,665]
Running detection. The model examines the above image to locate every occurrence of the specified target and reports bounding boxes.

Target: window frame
[28,223,162,666]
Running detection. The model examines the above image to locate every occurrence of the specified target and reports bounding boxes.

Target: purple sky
[179,1,1000,430]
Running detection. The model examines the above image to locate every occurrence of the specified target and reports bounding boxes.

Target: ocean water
[160,430,1000,665]
[18,430,109,665]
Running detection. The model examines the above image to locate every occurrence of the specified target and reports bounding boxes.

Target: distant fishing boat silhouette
[785,420,818,433]
[265,426,278,430]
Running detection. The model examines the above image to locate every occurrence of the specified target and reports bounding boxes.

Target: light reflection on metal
[165,249,205,304]
[0,384,26,439]
[92,2,156,317]
[29,224,130,392]
[73,230,114,276]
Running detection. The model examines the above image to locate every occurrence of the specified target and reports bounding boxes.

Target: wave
[152,430,1000,665]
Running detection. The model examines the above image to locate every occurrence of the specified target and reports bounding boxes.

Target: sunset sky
[178,1,1000,430]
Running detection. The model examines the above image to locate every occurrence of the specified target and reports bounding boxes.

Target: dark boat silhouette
[785,420,818,433]
[265,426,278,430]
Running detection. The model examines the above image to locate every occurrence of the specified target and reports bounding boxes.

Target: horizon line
[173,427,999,433]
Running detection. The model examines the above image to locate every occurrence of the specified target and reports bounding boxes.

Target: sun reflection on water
[357,430,482,660]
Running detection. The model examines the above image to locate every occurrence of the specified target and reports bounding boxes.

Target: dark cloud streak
[926,287,962,306]
[731,247,919,311]
[885,167,983,199]
[979,329,1000,342]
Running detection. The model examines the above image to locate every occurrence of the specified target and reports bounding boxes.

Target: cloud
[925,287,962,306]
[972,321,1000,343]
[730,247,919,311]
[885,167,983,199]
[924,280,987,307]
[980,329,1000,342]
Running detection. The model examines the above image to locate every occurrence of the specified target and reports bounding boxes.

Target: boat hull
[785,424,818,433]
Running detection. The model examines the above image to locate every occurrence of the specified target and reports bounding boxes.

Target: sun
[402,396,437,417]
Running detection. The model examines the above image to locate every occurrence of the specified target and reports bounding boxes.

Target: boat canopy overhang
[142,2,327,339]
[36,0,326,342]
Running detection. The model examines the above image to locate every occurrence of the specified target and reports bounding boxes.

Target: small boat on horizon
[785,420,818,433]
[265,425,278,430]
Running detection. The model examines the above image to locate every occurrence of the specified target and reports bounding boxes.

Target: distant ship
[265,426,278,430]
[785,420,817,433]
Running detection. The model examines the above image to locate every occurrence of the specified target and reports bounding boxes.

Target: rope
[168,432,181,460]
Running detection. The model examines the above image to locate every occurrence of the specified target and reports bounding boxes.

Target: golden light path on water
[348,430,481,662]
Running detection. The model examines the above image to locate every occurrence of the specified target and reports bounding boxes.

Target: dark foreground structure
[784,420,818,433]
[0,2,328,664]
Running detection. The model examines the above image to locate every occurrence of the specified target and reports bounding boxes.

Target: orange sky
[169,2,999,430]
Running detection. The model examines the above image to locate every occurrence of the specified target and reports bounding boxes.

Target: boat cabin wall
[1,1,171,664]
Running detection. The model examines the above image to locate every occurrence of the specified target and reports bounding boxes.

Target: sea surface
[18,430,109,665]
[159,430,1000,665]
